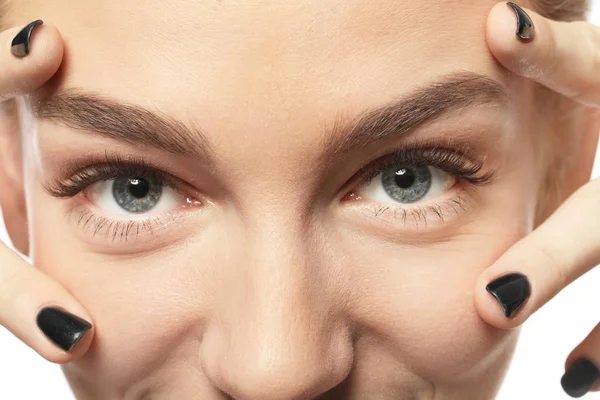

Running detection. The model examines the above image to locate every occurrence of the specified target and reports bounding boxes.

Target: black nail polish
[506,2,535,43]
[561,358,600,398]
[11,19,43,58]
[485,272,531,319]
[36,306,92,352]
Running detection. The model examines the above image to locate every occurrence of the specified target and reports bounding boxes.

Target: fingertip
[474,269,529,330]
[486,2,546,76]
[486,2,519,54]
[33,303,95,364]
[56,321,94,363]
[563,324,600,393]
[2,20,64,96]
[18,21,64,90]
[474,271,507,328]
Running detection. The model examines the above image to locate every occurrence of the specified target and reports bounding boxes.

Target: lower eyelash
[69,208,181,243]
[362,191,473,228]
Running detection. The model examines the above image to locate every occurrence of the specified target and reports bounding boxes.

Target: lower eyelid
[71,208,179,236]
[341,183,478,229]
[61,206,202,256]
[58,169,478,250]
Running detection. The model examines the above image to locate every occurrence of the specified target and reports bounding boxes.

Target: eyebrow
[31,70,508,168]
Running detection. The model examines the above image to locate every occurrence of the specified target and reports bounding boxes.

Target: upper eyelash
[45,138,495,204]
[44,153,179,198]
[354,139,497,188]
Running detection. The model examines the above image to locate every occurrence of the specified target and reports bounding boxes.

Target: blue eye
[89,176,186,216]
[380,165,432,203]
[358,164,455,206]
[340,141,499,226]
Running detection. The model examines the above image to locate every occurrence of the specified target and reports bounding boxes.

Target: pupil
[128,178,150,199]
[394,168,415,189]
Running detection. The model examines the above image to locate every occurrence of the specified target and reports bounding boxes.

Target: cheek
[35,247,211,393]
[29,189,209,391]
[335,214,531,383]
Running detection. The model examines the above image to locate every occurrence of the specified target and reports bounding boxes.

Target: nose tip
[200,325,353,400]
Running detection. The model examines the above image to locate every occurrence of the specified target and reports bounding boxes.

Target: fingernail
[485,272,531,319]
[561,358,600,398]
[506,2,535,43]
[36,306,92,352]
[11,19,43,58]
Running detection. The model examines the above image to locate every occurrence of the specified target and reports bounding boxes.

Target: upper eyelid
[43,134,496,202]
[43,161,181,198]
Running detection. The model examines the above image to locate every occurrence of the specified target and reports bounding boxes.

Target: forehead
[17,0,505,87]
[17,0,510,161]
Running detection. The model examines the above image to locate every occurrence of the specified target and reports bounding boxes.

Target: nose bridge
[202,211,353,399]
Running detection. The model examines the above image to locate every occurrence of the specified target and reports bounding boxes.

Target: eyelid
[69,207,181,241]
[340,138,497,230]
[43,153,192,200]
[43,153,204,247]
[344,136,497,190]
[344,183,480,232]
[63,205,201,254]
[62,183,202,248]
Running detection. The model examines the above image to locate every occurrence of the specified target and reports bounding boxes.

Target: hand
[0,20,94,363]
[475,2,600,398]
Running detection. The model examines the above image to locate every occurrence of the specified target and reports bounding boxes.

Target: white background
[1,4,600,399]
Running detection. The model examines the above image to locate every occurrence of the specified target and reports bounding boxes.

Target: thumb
[474,177,600,329]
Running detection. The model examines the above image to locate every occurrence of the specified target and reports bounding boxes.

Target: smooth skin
[0,0,598,399]
[479,2,600,394]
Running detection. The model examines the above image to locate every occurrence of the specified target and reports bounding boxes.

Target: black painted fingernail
[11,19,43,58]
[485,272,531,319]
[506,2,535,43]
[561,358,600,398]
[36,306,92,352]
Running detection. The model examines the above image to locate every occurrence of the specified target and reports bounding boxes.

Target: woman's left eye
[87,176,189,216]
[342,144,497,224]
[356,164,455,206]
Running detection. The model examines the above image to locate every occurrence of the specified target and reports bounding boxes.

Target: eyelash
[46,140,496,241]
[45,153,180,198]
[345,138,497,225]
[356,143,494,187]
[45,153,193,243]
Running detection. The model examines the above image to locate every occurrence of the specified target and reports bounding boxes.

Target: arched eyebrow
[31,69,508,168]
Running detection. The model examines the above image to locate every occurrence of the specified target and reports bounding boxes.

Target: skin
[0,0,598,399]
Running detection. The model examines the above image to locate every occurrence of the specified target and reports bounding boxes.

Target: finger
[486,1,600,108]
[474,177,600,329]
[0,19,64,102]
[0,240,94,364]
[561,322,600,397]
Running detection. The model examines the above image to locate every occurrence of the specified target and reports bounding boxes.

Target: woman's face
[11,0,543,398]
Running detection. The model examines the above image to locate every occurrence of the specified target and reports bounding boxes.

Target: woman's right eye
[86,176,193,216]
